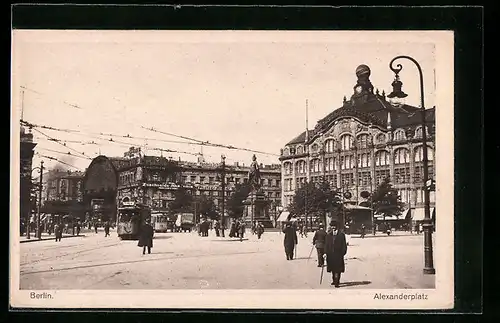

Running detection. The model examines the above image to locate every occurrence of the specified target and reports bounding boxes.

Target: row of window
[284,126,431,156]
[282,167,432,192]
[180,175,280,187]
[283,147,434,175]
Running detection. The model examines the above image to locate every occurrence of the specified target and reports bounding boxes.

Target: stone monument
[243,155,272,228]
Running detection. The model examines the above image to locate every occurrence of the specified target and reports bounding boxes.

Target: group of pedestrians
[282,220,348,288]
[229,219,246,241]
[311,222,348,288]
[197,219,211,237]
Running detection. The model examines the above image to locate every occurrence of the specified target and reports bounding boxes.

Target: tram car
[151,212,175,233]
[116,201,151,240]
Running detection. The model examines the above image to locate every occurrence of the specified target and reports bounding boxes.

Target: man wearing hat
[138,218,154,255]
[282,222,298,260]
[312,224,327,267]
[324,221,348,287]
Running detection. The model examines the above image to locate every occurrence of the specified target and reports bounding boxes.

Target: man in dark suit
[282,222,298,260]
[324,221,348,287]
[312,224,327,267]
[138,219,154,255]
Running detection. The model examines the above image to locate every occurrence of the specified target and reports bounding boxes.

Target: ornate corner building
[20,126,36,230]
[279,65,436,217]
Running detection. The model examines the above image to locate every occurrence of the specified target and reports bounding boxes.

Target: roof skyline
[13,30,444,171]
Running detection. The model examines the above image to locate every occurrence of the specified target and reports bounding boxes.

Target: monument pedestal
[243,190,273,228]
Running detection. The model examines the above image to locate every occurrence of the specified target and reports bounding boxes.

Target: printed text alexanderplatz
[373,293,428,300]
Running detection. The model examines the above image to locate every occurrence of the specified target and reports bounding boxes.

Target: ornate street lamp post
[31,160,44,240]
[389,55,435,275]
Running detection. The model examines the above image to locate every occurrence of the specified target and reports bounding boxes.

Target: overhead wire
[142,126,280,157]
[22,119,279,159]
[20,85,84,110]
[37,147,96,160]
[31,128,92,160]
[34,153,83,170]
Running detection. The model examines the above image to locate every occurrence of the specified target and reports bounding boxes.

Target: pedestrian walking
[312,224,327,267]
[360,224,366,239]
[55,222,63,242]
[76,221,81,236]
[94,221,98,234]
[104,221,110,237]
[238,221,246,241]
[282,222,298,260]
[203,220,210,237]
[324,222,348,288]
[234,221,241,238]
[214,220,220,237]
[256,221,264,239]
[138,219,154,255]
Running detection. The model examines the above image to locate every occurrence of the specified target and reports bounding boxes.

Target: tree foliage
[168,186,194,213]
[288,180,342,218]
[371,176,405,218]
[195,194,218,220]
[226,183,252,219]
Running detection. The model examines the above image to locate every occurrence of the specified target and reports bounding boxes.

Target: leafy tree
[371,176,405,220]
[288,179,342,223]
[194,194,218,220]
[226,183,252,219]
[168,186,194,213]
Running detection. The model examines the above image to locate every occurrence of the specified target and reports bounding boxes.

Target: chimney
[387,112,392,130]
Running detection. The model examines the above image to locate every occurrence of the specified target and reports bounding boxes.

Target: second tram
[116,202,151,240]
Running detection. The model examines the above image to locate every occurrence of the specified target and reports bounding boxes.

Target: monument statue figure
[248,154,261,191]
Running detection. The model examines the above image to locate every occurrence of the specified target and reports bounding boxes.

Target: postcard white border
[10,30,454,309]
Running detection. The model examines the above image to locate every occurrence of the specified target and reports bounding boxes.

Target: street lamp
[389,55,435,275]
[30,160,44,240]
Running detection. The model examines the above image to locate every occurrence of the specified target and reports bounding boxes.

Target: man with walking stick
[324,221,348,287]
[312,224,327,267]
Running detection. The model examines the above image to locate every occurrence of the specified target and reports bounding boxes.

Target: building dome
[356,64,371,78]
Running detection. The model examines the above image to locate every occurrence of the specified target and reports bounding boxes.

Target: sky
[12,30,444,172]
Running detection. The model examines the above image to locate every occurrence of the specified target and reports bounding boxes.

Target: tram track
[20,240,124,267]
[21,250,261,275]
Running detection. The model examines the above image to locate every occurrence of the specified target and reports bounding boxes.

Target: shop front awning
[344,204,372,211]
[411,208,436,221]
[374,215,402,221]
[277,211,290,222]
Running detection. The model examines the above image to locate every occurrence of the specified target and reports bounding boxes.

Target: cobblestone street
[20,229,435,290]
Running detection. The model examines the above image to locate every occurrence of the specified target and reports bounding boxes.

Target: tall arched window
[414,146,434,162]
[310,159,321,173]
[341,155,355,169]
[283,162,292,175]
[325,157,336,172]
[414,126,429,139]
[394,129,406,141]
[296,146,304,155]
[340,134,353,150]
[324,139,335,153]
[394,148,410,164]
[375,150,390,166]
[357,153,370,168]
[356,134,369,149]
[296,160,307,174]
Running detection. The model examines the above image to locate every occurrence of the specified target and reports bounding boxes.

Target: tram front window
[119,211,139,222]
